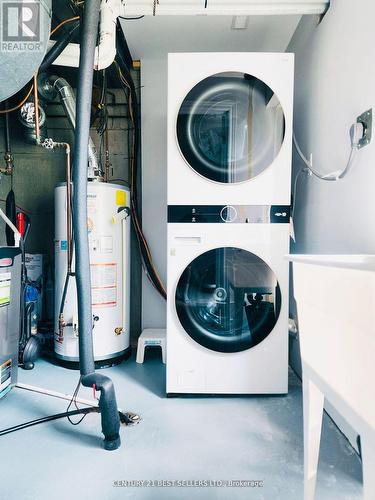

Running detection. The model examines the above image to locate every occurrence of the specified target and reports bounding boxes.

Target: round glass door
[175,247,281,353]
[176,72,285,183]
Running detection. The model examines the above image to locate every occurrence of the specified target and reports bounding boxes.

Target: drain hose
[72,0,121,451]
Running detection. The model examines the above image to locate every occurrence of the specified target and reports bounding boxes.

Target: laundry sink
[289,254,375,500]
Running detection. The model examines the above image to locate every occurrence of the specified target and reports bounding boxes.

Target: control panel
[168,205,291,224]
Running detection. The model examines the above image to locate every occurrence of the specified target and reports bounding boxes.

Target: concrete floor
[0,351,362,500]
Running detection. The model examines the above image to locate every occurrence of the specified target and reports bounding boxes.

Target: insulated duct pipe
[47,76,100,178]
[73,0,120,451]
[49,0,117,69]
[40,22,80,74]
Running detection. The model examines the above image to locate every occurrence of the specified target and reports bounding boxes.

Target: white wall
[140,58,169,329]
[289,0,375,448]
[290,1,375,257]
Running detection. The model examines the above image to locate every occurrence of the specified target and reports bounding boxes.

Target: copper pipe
[33,73,40,143]
[64,143,72,273]
[40,140,72,271]
[0,84,33,115]
[50,16,80,37]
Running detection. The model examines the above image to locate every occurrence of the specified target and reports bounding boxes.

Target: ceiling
[121,15,303,60]
[120,0,329,16]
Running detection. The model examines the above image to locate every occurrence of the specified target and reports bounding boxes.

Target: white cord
[292,131,359,181]
[291,168,304,221]
[292,124,363,222]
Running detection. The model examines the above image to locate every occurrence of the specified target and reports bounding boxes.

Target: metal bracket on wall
[357,108,372,149]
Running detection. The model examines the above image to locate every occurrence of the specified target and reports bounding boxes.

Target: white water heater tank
[54,182,131,366]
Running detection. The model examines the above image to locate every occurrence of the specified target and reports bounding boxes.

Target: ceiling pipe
[49,0,118,70]
[48,0,329,69]
[40,21,79,73]
[120,0,330,16]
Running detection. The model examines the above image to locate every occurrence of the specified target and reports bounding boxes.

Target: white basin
[289,254,375,500]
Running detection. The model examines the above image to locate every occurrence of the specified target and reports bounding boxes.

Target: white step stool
[136,328,166,364]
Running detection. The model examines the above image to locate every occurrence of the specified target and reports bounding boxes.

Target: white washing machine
[166,205,290,395]
[168,52,294,206]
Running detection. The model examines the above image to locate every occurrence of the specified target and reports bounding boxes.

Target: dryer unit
[166,206,290,395]
[168,52,294,206]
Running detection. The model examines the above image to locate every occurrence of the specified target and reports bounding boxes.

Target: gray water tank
[0,0,52,103]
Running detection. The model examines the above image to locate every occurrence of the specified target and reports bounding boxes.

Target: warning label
[0,359,12,398]
[0,272,11,307]
[91,263,117,307]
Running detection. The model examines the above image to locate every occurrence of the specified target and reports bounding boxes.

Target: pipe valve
[1,152,14,175]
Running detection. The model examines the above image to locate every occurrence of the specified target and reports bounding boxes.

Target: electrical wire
[0,402,139,437]
[292,129,361,227]
[293,132,358,181]
[114,60,166,299]
[66,377,89,425]
[50,16,80,36]
[0,407,99,437]
[0,85,34,115]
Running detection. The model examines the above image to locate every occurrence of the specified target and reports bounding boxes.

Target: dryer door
[176,72,285,184]
[175,247,281,353]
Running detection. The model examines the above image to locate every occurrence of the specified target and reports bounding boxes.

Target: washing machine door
[175,247,281,353]
[176,72,285,184]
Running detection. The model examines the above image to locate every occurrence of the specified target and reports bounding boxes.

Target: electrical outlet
[356,108,372,148]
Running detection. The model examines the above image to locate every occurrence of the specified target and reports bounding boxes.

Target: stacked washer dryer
[167,52,294,395]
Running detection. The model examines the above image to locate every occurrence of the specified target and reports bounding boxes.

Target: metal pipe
[17,382,100,407]
[40,139,72,337]
[49,76,101,179]
[40,140,72,267]
[1,100,14,176]
[73,0,121,451]
[33,74,40,144]
[64,144,72,273]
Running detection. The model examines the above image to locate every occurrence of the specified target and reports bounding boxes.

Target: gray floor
[0,351,362,500]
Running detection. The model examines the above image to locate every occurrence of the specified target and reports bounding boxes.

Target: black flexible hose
[73,0,120,451]
[0,408,136,437]
[0,407,99,437]
[39,21,80,73]
[5,189,16,246]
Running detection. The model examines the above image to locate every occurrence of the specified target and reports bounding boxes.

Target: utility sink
[289,254,375,500]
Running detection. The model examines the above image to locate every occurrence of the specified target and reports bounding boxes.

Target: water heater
[54,182,131,366]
